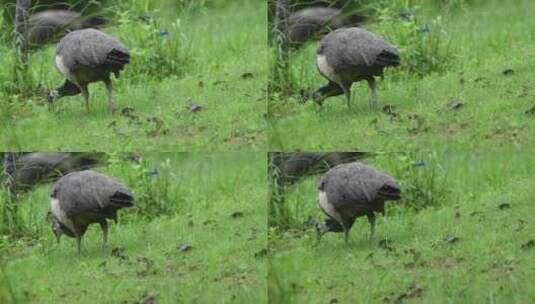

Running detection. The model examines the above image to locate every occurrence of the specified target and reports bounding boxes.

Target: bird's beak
[315,228,322,245]
[45,91,53,103]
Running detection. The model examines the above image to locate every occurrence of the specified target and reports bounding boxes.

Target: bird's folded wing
[53,172,132,217]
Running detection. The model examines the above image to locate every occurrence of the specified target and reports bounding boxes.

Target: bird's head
[309,218,330,244]
[296,89,324,106]
[44,90,59,111]
[45,90,59,103]
[315,221,330,243]
[311,218,345,244]
[47,211,75,243]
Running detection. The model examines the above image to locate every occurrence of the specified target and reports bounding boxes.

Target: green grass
[0,0,266,151]
[0,153,267,303]
[268,149,535,303]
[2,0,535,303]
[268,0,535,151]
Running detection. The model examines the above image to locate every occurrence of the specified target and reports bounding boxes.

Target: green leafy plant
[381,152,450,210]
[375,5,456,77]
[113,11,193,81]
[107,154,179,220]
[0,262,18,304]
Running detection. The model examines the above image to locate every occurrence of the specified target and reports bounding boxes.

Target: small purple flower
[159,29,170,38]
[147,168,159,177]
[414,160,426,168]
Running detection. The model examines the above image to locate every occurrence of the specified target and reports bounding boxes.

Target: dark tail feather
[375,50,400,67]
[82,16,109,28]
[105,49,130,77]
[107,53,130,65]
[377,184,401,200]
[110,190,134,208]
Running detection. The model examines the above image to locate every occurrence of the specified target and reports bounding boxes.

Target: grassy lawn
[2,0,535,303]
[0,153,267,303]
[268,0,535,151]
[0,0,266,151]
[268,148,535,303]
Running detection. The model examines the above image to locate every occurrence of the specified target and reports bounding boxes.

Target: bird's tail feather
[110,190,134,208]
[377,184,401,200]
[105,49,130,77]
[375,50,400,67]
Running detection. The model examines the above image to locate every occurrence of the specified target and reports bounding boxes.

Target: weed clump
[107,154,180,220]
[374,5,455,77]
[380,152,450,211]
[113,11,193,81]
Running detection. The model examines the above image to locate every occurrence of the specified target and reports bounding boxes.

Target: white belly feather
[317,54,340,84]
[55,55,71,79]
[50,198,74,232]
[318,190,342,223]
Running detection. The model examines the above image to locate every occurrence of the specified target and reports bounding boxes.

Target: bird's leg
[367,214,376,241]
[76,235,82,254]
[367,77,378,111]
[81,87,90,113]
[341,84,352,109]
[343,226,350,244]
[312,81,344,107]
[316,227,323,245]
[100,221,109,252]
[104,79,116,113]
[342,217,356,245]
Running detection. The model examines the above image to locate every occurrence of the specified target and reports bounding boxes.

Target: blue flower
[147,168,160,177]
[414,160,426,168]
[159,29,170,38]
[420,24,430,34]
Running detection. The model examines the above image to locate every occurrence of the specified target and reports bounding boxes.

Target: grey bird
[288,7,364,48]
[314,162,401,244]
[46,29,130,113]
[49,170,134,253]
[312,27,400,110]
[25,10,107,47]
[269,152,371,227]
